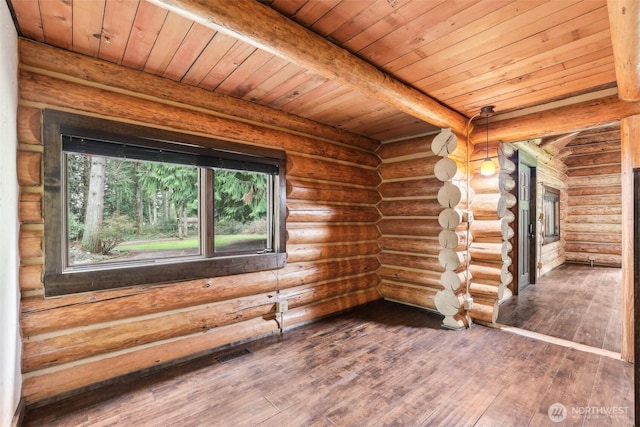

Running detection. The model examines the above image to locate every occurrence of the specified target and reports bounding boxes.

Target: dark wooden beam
[608,0,640,101]
[146,0,469,136]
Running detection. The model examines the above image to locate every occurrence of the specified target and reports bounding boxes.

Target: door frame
[512,150,537,295]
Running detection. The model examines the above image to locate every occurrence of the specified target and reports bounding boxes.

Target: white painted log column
[433,128,469,329]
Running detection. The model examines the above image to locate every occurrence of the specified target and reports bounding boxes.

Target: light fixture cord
[485,115,490,159]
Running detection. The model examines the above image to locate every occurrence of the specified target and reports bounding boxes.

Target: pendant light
[479,105,495,176]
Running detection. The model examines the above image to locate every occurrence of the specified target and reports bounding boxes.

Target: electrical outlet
[275,300,288,313]
[463,296,474,311]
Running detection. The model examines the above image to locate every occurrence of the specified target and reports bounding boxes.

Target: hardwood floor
[23,300,633,427]
[497,264,622,353]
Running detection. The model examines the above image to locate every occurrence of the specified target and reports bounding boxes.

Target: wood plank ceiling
[9,0,616,142]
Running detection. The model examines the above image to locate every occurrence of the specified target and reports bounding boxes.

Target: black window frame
[43,110,286,296]
[542,185,561,245]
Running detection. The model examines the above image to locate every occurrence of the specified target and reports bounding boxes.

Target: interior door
[518,163,532,291]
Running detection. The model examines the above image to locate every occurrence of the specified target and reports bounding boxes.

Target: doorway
[516,151,537,293]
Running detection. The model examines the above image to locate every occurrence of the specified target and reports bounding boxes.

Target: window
[43,111,286,296]
[543,185,560,244]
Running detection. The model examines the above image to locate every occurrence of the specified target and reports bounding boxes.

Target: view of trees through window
[66,153,269,267]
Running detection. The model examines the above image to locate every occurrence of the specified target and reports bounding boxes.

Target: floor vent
[216,348,251,364]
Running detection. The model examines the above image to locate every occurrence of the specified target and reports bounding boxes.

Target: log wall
[17,40,382,404]
[375,131,470,328]
[467,143,514,324]
[564,132,622,266]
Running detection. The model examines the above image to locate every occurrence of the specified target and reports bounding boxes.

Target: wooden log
[565,232,622,244]
[377,266,441,289]
[437,181,462,208]
[378,177,444,198]
[20,264,43,292]
[431,128,458,156]
[434,289,461,316]
[287,179,380,204]
[567,185,621,197]
[443,313,468,329]
[567,174,621,187]
[377,199,443,218]
[564,151,621,168]
[440,270,466,292]
[378,218,447,237]
[24,274,381,372]
[287,224,380,244]
[564,243,622,255]
[434,157,459,181]
[568,139,621,155]
[567,194,621,206]
[499,209,515,224]
[473,95,640,144]
[607,0,640,101]
[468,262,511,283]
[19,39,378,152]
[567,163,621,177]
[281,273,379,309]
[377,236,443,256]
[144,0,468,134]
[20,71,380,167]
[498,142,516,158]
[376,134,435,160]
[286,202,380,223]
[378,281,437,311]
[497,156,516,173]
[438,208,462,230]
[19,191,43,223]
[470,219,512,240]
[18,105,42,145]
[286,241,380,263]
[566,214,621,225]
[438,249,464,271]
[470,193,500,219]
[22,288,379,404]
[17,151,41,186]
[471,174,499,194]
[287,154,379,187]
[566,205,622,216]
[23,292,278,371]
[22,316,277,404]
[378,156,439,180]
[469,242,511,263]
[21,257,380,336]
[438,229,469,250]
[19,228,43,259]
[469,299,498,324]
[498,171,516,192]
[469,281,503,300]
[282,288,381,326]
[563,222,621,234]
[378,252,443,274]
[497,193,517,218]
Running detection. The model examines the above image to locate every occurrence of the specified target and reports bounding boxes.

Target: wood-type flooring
[23,299,633,426]
[498,264,622,353]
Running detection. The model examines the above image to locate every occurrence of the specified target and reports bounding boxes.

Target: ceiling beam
[146,0,469,136]
[473,95,640,143]
[607,0,640,101]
